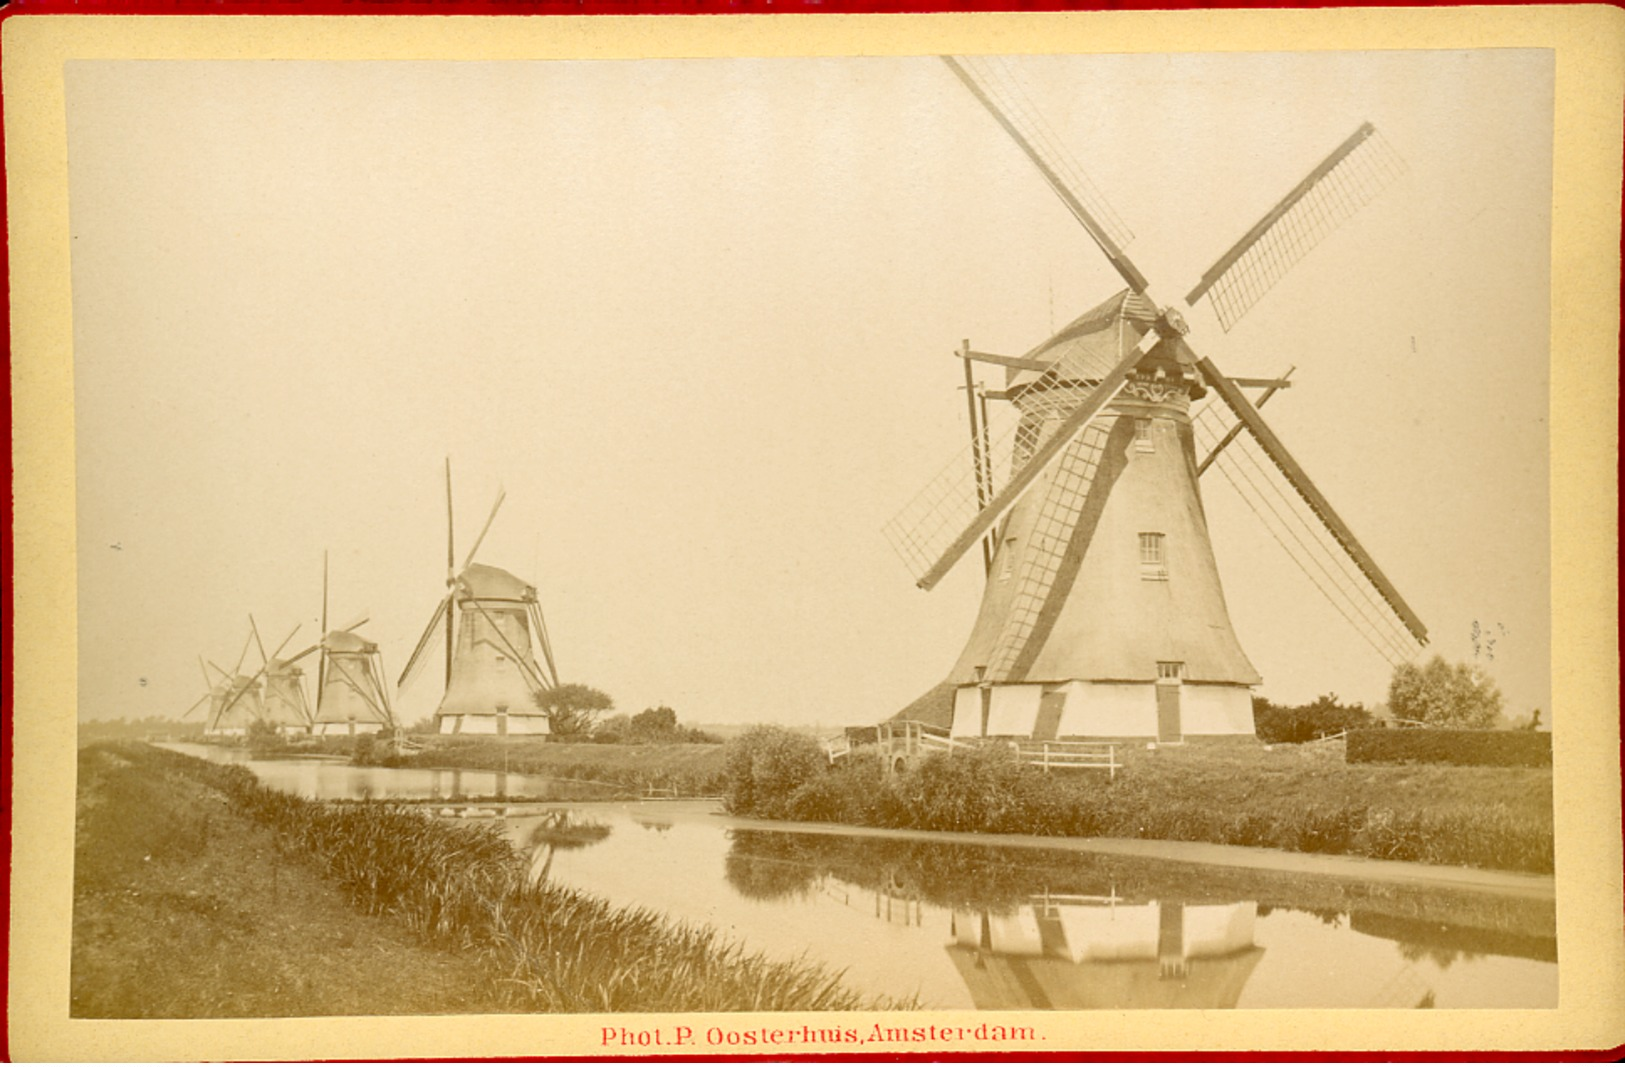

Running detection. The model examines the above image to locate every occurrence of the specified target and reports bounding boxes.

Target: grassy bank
[75,742,903,1015]
[725,731,1554,874]
[73,745,518,1017]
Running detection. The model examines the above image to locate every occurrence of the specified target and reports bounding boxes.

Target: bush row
[720,728,1554,874]
[117,743,904,1012]
[1346,728,1552,768]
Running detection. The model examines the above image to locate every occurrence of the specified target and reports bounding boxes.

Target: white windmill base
[437,712,550,736]
[948,681,1255,743]
[311,721,390,737]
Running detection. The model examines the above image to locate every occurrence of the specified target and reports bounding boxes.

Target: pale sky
[66,49,1553,727]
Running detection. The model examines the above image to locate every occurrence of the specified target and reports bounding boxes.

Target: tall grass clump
[119,743,902,1012]
[721,727,826,818]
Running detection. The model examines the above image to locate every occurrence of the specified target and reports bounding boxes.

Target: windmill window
[1139,532,1168,581]
[1135,418,1155,453]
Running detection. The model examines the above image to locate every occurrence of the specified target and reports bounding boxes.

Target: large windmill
[398,460,560,736]
[884,57,1428,743]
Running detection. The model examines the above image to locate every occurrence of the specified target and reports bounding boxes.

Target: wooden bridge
[823,720,1120,779]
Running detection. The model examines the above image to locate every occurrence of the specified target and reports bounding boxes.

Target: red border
[1,0,1619,1062]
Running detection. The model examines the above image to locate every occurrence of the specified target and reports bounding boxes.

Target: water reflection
[945,899,1266,1010]
[711,829,1555,1010]
[159,743,620,802]
[525,812,613,886]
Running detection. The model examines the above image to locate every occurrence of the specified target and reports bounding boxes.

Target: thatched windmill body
[885,58,1428,742]
[399,461,559,736]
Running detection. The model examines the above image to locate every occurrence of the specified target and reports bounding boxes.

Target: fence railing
[824,721,1119,778]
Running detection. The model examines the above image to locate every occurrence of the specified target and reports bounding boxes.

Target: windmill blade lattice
[1190,400,1422,665]
[1188,124,1406,331]
[950,56,1136,255]
[984,418,1114,680]
[883,408,1019,581]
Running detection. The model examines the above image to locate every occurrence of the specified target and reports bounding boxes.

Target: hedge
[1346,728,1551,768]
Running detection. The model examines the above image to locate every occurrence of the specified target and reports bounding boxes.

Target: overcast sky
[66,49,1553,728]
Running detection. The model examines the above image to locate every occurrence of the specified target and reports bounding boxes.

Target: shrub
[721,727,828,817]
[1254,693,1372,744]
[1347,728,1550,768]
[786,754,889,824]
[889,746,1026,833]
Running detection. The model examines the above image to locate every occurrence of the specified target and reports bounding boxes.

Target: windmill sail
[1190,364,1428,663]
[1186,123,1406,331]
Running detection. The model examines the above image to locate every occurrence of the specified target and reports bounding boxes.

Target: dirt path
[72,748,511,1019]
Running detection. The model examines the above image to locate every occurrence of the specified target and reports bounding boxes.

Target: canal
[164,743,1558,1011]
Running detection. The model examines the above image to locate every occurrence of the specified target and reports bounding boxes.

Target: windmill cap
[458,562,536,601]
[1008,290,1160,392]
[323,629,376,653]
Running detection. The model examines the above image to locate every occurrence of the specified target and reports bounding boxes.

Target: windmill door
[1155,662,1184,743]
[1033,688,1067,740]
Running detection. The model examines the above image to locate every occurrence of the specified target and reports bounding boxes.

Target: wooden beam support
[959,349,1052,373]
[1198,366,1294,475]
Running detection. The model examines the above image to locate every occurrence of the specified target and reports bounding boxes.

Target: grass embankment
[73,745,513,1017]
[378,737,729,798]
[74,742,905,1016]
[729,732,1554,874]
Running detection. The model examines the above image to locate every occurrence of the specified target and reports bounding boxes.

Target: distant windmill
[197,631,261,736]
[293,552,397,737]
[252,616,314,734]
[884,57,1427,743]
[398,460,559,736]
[179,656,235,735]
[205,618,304,735]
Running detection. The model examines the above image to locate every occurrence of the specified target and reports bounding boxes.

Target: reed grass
[728,739,1554,874]
[121,743,899,1012]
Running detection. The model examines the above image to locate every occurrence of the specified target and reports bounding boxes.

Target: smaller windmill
[300,552,398,737]
[202,619,306,735]
[193,631,262,736]
[179,656,236,735]
[253,618,314,734]
[398,460,559,736]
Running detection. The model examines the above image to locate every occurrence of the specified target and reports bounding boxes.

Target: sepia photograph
[6,8,1622,1061]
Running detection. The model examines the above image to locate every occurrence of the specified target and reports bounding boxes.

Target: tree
[1387,656,1504,729]
[534,683,614,737]
[631,705,679,737]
